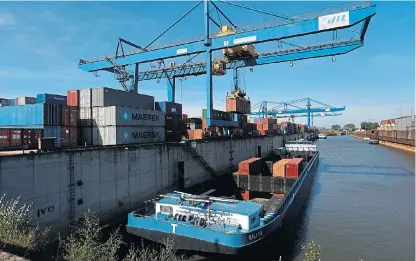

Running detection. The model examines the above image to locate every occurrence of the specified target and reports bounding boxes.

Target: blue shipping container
[43,126,62,147]
[2,99,17,106]
[0,104,62,127]
[37,93,67,105]
[155,101,182,116]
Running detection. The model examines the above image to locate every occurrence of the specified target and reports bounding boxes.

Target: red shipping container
[69,107,79,127]
[67,90,79,107]
[0,129,10,147]
[286,158,305,178]
[22,129,42,149]
[238,158,262,175]
[62,105,70,126]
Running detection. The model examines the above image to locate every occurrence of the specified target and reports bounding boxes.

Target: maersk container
[0,104,61,127]
[43,126,62,147]
[16,96,36,105]
[80,88,92,108]
[92,106,165,127]
[155,101,182,116]
[37,93,67,105]
[80,107,92,127]
[92,126,165,146]
[91,87,154,109]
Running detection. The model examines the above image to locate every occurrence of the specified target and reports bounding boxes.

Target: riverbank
[350,133,415,152]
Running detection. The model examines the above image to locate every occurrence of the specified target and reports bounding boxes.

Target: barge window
[160,205,173,214]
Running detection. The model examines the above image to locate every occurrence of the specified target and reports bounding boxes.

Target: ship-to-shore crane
[251,97,345,127]
[78,1,376,128]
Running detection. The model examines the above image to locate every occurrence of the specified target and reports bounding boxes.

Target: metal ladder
[184,143,217,178]
[68,152,75,226]
[105,55,131,91]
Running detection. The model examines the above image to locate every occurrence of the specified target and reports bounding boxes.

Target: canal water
[191,135,415,261]
[292,136,415,261]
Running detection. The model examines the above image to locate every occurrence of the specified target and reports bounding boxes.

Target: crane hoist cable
[144,0,203,50]
[211,1,238,29]
[218,0,293,21]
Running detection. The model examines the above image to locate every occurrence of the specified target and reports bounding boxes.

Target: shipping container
[80,107,92,127]
[91,87,154,109]
[187,129,203,140]
[155,101,182,116]
[286,158,304,178]
[92,126,165,146]
[189,118,202,124]
[238,158,263,175]
[61,106,79,127]
[80,127,92,146]
[43,126,62,147]
[394,116,413,131]
[166,115,183,130]
[182,114,188,122]
[16,97,36,106]
[61,127,78,147]
[202,109,233,121]
[165,129,184,142]
[22,129,42,149]
[225,98,251,114]
[272,159,291,177]
[37,93,67,105]
[10,129,22,147]
[189,123,203,130]
[67,90,80,107]
[80,88,92,108]
[92,106,165,127]
[0,104,62,127]
[0,129,10,147]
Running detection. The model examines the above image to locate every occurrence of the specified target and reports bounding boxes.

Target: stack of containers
[0,93,74,149]
[156,101,184,142]
[79,87,162,146]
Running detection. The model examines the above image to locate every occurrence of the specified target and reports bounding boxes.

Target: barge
[126,140,319,255]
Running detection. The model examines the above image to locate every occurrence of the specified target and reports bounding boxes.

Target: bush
[0,195,50,252]
[123,238,185,261]
[58,210,124,261]
[302,240,322,261]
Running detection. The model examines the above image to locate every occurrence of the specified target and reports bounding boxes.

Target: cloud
[0,12,15,26]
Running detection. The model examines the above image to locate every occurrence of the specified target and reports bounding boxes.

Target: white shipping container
[92,126,165,146]
[395,116,412,131]
[80,107,92,126]
[80,88,92,108]
[92,106,165,127]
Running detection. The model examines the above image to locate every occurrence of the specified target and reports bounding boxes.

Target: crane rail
[79,2,372,65]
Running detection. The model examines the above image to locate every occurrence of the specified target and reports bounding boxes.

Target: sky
[0,1,414,128]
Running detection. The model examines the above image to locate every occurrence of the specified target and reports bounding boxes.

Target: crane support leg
[206,50,213,127]
[167,77,176,102]
[133,63,139,93]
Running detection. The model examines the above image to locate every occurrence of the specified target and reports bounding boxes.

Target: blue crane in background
[251,97,345,127]
[78,0,376,127]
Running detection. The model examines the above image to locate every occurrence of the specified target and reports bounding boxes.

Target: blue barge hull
[126,151,319,255]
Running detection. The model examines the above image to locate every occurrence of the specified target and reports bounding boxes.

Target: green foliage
[343,123,356,131]
[360,122,379,130]
[302,240,322,261]
[331,124,341,130]
[123,238,185,261]
[58,210,124,261]
[0,195,50,252]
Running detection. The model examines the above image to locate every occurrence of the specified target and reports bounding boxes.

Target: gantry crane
[251,97,345,127]
[78,1,376,128]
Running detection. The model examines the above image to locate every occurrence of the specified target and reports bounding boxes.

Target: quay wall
[0,133,309,234]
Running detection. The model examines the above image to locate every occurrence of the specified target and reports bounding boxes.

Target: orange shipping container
[187,129,203,140]
[263,123,273,130]
[226,98,250,114]
[272,159,291,177]
[67,90,79,107]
